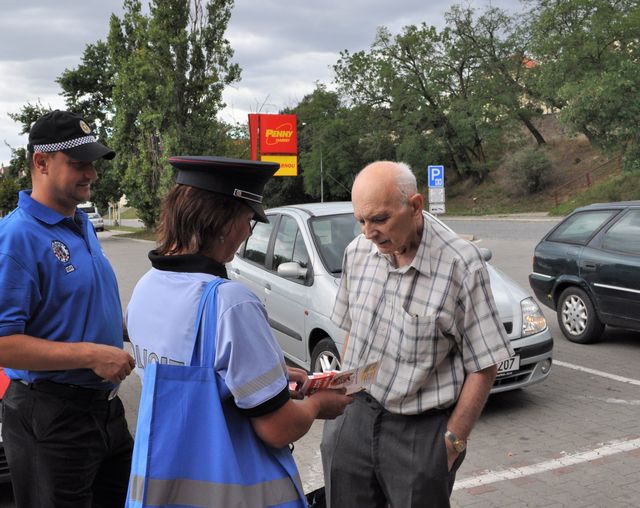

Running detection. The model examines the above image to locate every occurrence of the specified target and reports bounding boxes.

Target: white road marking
[573,395,640,406]
[454,361,640,491]
[454,438,640,491]
[554,360,640,387]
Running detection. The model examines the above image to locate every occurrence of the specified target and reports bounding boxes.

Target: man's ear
[32,152,48,174]
[409,193,424,216]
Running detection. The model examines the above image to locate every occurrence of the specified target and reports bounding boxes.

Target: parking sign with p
[428,165,444,188]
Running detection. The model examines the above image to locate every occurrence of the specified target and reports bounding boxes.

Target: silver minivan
[228,202,553,394]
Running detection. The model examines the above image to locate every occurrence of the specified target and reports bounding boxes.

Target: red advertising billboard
[249,113,298,176]
[258,114,297,154]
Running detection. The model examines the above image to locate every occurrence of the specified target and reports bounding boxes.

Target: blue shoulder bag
[127,278,307,507]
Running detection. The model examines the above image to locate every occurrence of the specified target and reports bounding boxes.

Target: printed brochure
[291,361,380,396]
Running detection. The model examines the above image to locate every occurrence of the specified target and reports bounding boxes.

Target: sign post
[427,165,445,215]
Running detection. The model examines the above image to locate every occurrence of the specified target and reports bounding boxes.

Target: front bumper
[490,329,554,394]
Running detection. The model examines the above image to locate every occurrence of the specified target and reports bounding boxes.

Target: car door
[582,209,640,329]
[264,214,310,363]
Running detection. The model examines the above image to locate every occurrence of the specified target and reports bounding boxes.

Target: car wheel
[557,286,604,344]
[311,338,341,373]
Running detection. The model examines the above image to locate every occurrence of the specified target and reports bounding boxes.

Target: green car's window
[547,210,616,245]
[602,210,640,255]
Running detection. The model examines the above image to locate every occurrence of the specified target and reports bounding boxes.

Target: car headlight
[521,297,547,337]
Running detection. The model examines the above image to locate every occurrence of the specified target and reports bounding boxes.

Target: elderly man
[321,160,514,508]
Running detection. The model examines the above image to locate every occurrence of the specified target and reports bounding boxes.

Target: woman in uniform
[126,155,352,506]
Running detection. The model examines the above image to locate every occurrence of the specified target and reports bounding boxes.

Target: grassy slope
[443,115,632,216]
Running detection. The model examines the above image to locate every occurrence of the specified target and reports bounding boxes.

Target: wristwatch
[445,430,467,452]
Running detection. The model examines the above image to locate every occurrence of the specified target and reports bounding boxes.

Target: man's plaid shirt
[332,214,514,415]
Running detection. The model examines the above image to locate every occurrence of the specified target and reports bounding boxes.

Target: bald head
[352,161,417,204]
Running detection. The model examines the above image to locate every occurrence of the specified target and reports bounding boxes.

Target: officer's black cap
[168,155,280,223]
[27,110,115,162]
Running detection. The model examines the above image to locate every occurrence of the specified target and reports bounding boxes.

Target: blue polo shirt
[0,191,124,388]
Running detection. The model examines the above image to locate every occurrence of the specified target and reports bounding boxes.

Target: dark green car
[529,201,640,344]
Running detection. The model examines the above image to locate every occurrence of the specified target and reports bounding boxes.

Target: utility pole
[320,145,324,203]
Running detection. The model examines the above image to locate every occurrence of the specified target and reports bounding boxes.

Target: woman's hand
[308,388,353,419]
[287,366,308,400]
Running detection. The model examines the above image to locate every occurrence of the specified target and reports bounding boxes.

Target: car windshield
[309,213,360,275]
[79,206,97,214]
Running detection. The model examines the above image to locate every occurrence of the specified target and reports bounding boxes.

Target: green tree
[529,0,640,168]
[335,23,495,182]
[107,0,240,228]
[57,40,120,212]
[446,5,547,146]
[0,147,29,214]
[294,85,395,202]
[0,176,20,216]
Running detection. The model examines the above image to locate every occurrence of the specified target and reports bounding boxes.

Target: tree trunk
[518,112,546,145]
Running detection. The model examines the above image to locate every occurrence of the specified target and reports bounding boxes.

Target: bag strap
[190,278,227,367]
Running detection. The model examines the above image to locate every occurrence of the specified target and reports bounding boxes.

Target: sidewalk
[104,218,146,228]
[444,212,561,222]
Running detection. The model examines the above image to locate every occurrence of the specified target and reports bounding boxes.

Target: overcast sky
[0,0,521,166]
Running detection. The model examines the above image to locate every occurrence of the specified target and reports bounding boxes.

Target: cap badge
[79,120,92,134]
[51,240,71,263]
[233,188,262,204]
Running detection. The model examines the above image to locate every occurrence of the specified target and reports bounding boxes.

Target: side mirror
[479,247,493,262]
[278,262,308,280]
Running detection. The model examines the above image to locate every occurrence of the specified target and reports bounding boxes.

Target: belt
[14,379,118,401]
[354,391,451,417]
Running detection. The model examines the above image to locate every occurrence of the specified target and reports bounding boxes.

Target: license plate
[496,355,520,377]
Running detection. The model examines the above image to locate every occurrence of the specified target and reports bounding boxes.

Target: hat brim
[62,142,115,162]
[245,200,269,223]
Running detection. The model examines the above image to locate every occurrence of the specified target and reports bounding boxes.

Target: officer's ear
[32,152,49,174]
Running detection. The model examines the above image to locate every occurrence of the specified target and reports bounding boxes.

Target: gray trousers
[321,393,465,508]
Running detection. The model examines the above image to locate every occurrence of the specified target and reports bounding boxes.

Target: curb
[444,214,561,222]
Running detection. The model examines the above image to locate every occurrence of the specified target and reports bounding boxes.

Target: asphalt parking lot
[0,218,638,507]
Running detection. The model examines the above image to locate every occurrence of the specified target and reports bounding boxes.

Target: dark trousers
[2,380,133,508]
[321,393,465,508]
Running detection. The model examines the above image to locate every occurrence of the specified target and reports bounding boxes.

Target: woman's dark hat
[168,155,280,223]
[27,110,115,161]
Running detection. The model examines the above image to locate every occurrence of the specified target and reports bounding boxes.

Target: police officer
[0,110,136,507]
[126,156,353,506]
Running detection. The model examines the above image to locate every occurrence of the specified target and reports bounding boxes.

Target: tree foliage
[529,0,640,169]
[107,0,240,227]
[506,146,553,195]
[334,20,506,183]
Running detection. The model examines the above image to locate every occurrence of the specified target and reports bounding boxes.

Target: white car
[228,202,553,393]
[78,202,104,232]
